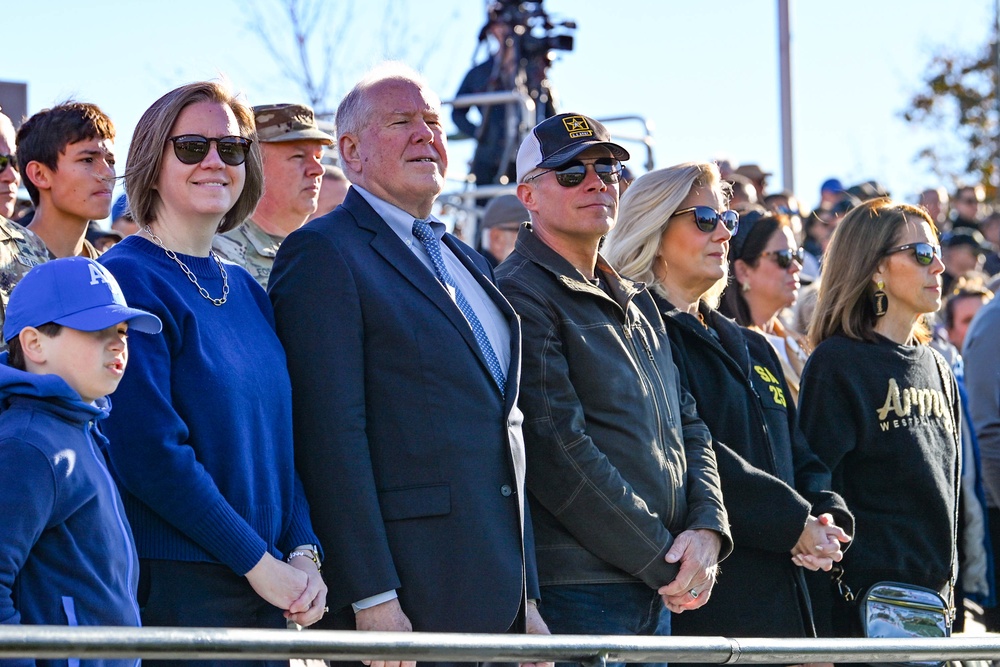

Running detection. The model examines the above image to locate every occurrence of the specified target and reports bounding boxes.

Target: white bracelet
[287,549,322,572]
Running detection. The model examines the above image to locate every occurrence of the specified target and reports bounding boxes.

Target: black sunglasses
[670,206,740,234]
[168,135,252,167]
[885,242,941,266]
[760,247,806,269]
[0,153,16,172]
[525,158,622,188]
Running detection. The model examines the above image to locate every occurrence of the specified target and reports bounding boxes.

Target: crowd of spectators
[0,52,997,667]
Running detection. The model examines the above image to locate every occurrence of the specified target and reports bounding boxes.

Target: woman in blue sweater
[99,82,327,665]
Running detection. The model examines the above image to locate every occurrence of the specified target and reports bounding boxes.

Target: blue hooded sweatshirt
[0,353,140,667]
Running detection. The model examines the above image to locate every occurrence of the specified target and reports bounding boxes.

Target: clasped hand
[791,513,850,572]
[658,528,722,614]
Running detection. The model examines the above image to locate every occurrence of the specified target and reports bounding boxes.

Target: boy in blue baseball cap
[0,257,161,660]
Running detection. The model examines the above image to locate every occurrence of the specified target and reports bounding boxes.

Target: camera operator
[452,1,565,188]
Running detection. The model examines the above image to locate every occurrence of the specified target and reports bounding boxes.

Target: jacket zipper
[623,317,678,525]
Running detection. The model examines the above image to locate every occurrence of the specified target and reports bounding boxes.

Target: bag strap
[830,563,855,603]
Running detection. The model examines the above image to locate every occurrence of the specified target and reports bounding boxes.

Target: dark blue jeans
[138,559,289,667]
[540,582,671,667]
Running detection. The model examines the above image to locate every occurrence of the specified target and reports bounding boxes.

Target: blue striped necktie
[411,219,506,396]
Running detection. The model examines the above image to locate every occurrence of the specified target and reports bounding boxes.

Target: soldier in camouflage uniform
[0,110,20,220]
[0,217,49,349]
[213,103,334,289]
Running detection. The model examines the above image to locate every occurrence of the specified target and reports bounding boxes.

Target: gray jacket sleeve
[963,302,1000,507]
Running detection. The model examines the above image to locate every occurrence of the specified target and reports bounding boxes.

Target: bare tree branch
[246,0,457,117]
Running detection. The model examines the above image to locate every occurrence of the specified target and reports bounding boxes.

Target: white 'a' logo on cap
[88,264,109,286]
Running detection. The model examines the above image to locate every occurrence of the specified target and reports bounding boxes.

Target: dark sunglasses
[884,242,941,266]
[670,206,740,234]
[525,158,622,187]
[0,153,16,172]
[760,247,806,269]
[168,135,252,166]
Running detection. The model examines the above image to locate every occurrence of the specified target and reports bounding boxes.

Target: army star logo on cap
[562,115,593,138]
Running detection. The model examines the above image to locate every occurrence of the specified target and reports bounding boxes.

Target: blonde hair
[125,81,263,234]
[604,161,729,306]
[809,197,937,347]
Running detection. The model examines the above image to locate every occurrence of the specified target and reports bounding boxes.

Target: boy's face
[34,323,128,403]
[44,137,116,223]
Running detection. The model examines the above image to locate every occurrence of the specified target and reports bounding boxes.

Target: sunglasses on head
[525,158,622,188]
[760,247,805,269]
[884,242,941,266]
[169,135,252,167]
[670,206,740,234]
[0,153,16,172]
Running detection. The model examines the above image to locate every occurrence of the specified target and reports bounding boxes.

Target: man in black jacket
[495,113,731,664]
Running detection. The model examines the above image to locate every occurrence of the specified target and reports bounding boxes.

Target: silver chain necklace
[142,225,229,306]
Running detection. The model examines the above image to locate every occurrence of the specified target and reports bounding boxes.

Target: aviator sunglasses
[884,242,942,266]
[760,247,806,269]
[669,206,740,235]
[0,154,16,172]
[168,135,252,167]
[525,158,622,188]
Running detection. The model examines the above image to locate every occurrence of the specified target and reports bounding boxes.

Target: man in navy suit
[269,63,548,667]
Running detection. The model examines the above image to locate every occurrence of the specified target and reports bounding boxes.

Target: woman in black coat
[604,162,853,652]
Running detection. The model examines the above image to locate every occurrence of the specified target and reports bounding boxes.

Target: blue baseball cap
[821,178,845,194]
[111,193,129,222]
[4,257,162,343]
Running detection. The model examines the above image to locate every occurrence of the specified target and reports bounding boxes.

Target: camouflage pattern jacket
[212,219,281,290]
[0,217,49,346]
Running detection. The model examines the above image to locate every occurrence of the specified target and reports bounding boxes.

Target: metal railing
[2,627,1000,664]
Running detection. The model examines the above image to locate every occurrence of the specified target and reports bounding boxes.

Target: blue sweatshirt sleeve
[0,438,54,647]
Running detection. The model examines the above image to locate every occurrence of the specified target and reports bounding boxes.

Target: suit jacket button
[500,484,512,497]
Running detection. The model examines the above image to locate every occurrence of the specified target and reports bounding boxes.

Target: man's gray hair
[335,62,438,140]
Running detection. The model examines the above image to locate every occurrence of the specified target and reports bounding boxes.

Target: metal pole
[1,627,1000,664]
[778,0,795,193]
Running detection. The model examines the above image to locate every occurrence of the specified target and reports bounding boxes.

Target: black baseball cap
[516,113,630,183]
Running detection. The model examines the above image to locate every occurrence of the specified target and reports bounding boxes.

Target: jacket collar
[654,293,752,373]
[513,224,647,313]
[342,187,516,401]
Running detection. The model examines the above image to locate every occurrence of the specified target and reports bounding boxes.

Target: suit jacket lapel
[346,192,501,389]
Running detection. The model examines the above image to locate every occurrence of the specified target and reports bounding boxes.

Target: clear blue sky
[3,0,994,211]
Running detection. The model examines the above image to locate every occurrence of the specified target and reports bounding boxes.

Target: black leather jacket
[495,226,732,588]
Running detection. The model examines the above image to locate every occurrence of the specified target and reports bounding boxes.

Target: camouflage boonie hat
[252,103,335,145]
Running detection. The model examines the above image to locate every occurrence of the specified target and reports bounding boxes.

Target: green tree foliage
[903,40,999,195]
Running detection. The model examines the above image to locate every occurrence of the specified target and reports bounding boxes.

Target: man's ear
[517,183,536,212]
[24,161,53,193]
[339,134,362,176]
[18,327,47,366]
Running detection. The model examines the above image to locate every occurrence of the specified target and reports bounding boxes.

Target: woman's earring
[741,281,751,293]
[873,280,888,317]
